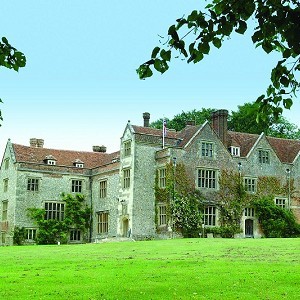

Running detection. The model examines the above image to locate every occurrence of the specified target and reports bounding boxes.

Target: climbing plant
[155,162,203,237]
[27,193,91,245]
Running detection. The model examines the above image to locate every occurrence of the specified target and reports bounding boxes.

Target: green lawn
[0,238,299,299]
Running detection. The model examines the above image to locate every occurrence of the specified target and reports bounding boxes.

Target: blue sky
[1,1,299,159]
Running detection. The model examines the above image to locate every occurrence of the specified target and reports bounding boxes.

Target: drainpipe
[89,176,93,243]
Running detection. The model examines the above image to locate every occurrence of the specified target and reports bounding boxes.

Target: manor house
[1,110,300,245]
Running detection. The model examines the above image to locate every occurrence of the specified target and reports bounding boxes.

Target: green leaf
[283,98,293,109]
[235,20,247,35]
[1,37,8,44]
[212,38,222,49]
[262,41,273,54]
[160,49,171,62]
[136,64,153,79]
[198,42,210,54]
[154,59,169,74]
[280,76,289,87]
[168,25,179,42]
[252,31,263,43]
[151,47,160,59]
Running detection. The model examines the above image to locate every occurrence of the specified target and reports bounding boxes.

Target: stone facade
[1,110,300,245]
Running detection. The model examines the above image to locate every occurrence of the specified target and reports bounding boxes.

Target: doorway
[245,219,254,237]
[122,218,129,237]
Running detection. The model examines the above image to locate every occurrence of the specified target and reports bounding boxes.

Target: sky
[1,1,300,159]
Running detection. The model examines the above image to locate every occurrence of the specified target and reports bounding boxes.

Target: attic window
[230,146,240,157]
[44,155,57,165]
[73,159,84,168]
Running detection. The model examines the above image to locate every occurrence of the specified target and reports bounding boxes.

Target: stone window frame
[244,207,255,217]
[44,201,65,221]
[158,168,166,188]
[99,180,107,198]
[157,204,167,226]
[197,168,217,189]
[2,200,8,221]
[25,228,37,241]
[71,179,83,193]
[27,177,40,192]
[230,146,240,157]
[123,140,132,157]
[4,158,9,170]
[275,197,287,209]
[203,206,216,226]
[97,211,109,234]
[3,178,8,192]
[258,149,270,164]
[123,169,130,189]
[69,229,81,242]
[201,141,214,158]
[244,177,257,193]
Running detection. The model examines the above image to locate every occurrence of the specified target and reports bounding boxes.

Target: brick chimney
[211,109,228,146]
[93,145,107,153]
[143,112,150,127]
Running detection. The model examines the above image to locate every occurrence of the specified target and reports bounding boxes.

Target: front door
[245,219,254,237]
[122,219,129,237]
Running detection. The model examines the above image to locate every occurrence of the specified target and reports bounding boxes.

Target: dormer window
[230,146,240,157]
[73,159,84,168]
[44,155,57,165]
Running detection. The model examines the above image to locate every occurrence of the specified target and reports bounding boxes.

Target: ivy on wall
[26,193,91,245]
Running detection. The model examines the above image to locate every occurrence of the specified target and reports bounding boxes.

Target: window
[25,229,37,240]
[44,202,65,221]
[2,201,8,221]
[158,204,167,226]
[70,229,81,241]
[197,169,217,189]
[244,207,255,217]
[99,180,107,198]
[123,169,130,189]
[27,178,39,191]
[72,180,82,193]
[4,158,9,170]
[124,141,131,157]
[204,206,216,226]
[75,163,84,168]
[158,168,166,188]
[275,197,287,209]
[230,146,240,157]
[97,212,109,234]
[201,142,214,158]
[258,150,269,164]
[47,160,56,165]
[3,178,8,192]
[244,177,257,193]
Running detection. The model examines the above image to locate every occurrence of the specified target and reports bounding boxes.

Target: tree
[137,0,300,121]
[228,101,300,139]
[151,103,300,139]
[0,37,26,126]
[151,108,215,131]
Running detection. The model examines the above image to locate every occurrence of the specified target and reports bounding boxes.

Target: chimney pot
[143,112,150,127]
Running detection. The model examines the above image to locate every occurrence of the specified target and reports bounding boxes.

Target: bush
[13,227,26,245]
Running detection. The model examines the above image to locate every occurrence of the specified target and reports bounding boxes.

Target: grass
[0,238,299,299]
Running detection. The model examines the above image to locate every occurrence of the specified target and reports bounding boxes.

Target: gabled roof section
[266,136,300,164]
[12,143,120,169]
[227,131,260,157]
[131,125,178,139]
[178,122,208,148]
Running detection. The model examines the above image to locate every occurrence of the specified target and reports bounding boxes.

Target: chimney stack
[93,145,107,153]
[211,109,228,146]
[143,112,150,127]
[30,138,37,147]
[36,139,44,148]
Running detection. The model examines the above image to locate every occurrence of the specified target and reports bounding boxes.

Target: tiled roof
[132,125,178,139]
[12,144,120,169]
[267,136,300,163]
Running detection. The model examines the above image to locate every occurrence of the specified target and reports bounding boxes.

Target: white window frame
[244,177,257,193]
[258,149,270,164]
[2,201,8,221]
[27,178,39,192]
[44,202,65,221]
[123,169,130,189]
[244,207,255,217]
[158,204,167,226]
[197,169,217,189]
[25,228,37,240]
[72,180,83,193]
[70,229,81,241]
[201,141,214,158]
[124,141,131,157]
[275,197,287,209]
[47,160,56,165]
[203,206,216,226]
[158,168,166,188]
[97,211,109,234]
[99,180,107,198]
[230,146,240,157]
